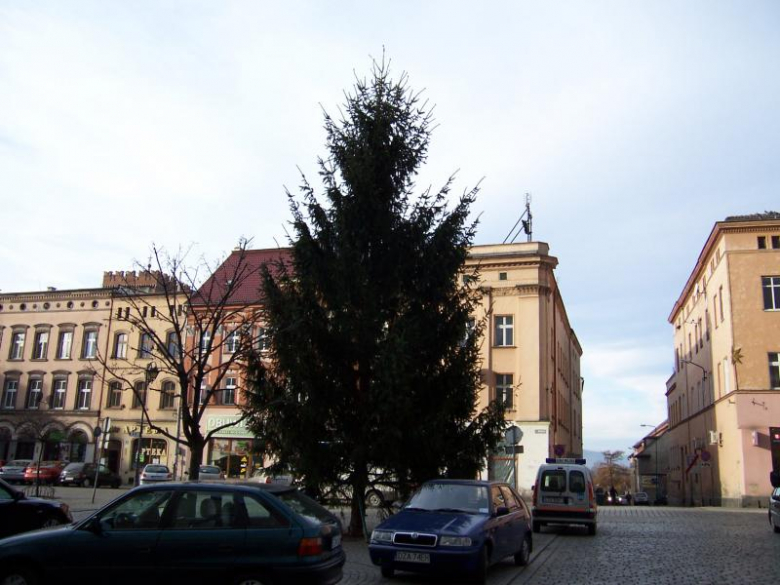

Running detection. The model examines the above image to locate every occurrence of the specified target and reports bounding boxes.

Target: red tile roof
[192,247,292,306]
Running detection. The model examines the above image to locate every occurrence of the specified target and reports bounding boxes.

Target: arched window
[107,381,122,408]
[160,381,176,409]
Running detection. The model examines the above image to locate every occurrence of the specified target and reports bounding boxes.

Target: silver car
[139,464,172,485]
[770,487,780,533]
[0,460,33,484]
[198,465,224,480]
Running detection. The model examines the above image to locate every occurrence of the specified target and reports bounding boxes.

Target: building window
[758,236,767,249]
[772,235,780,249]
[770,353,780,389]
[225,330,240,353]
[166,331,179,358]
[52,379,67,409]
[9,331,25,360]
[132,381,147,409]
[77,379,92,410]
[494,316,514,347]
[82,330,98,359]
[32,331,49,360]
[108,381,122,408]
[2,379,18,409]
[57,330,73,359]
[495,374,513,409]
[256,327,268,352]
[200,330,212,354]
[160,381,176,409]
[221,377,236,405]
[718,286,724,322]
[113,333,128,359]
[26,379,43,409]
[763,276,780,311]
[499,272,508,281]
[138,333,153,359]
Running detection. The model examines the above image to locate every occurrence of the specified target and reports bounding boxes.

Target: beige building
[467,243,583,495]
[0,287,113,467]
[666,212,780,506]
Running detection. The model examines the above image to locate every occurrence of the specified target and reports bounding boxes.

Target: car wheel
[773,514,780,534]
[514,535,531,566]
[587,523,597,536]
[381,566,395,579]
[82,478,91,488]
[1,566,39,585]
[532,520,541,533]
[366,490,384,508]
[470,545,489,584]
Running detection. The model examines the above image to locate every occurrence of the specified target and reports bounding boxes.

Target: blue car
[369,479,532,583]
[0,482,344,585]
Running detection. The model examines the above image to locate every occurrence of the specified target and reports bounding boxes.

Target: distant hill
[583,449,629,469]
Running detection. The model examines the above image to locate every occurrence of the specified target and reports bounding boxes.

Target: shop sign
[125,425,172,437]
[206,415,250,438]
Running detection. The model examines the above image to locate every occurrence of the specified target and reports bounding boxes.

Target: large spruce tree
[244,60,505,535]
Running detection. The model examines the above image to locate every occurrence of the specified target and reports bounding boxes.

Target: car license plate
[544,496,564,504]
[395,551,430,564]
[331,534,341,548]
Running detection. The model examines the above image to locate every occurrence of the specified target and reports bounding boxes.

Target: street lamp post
[134,362,159,486]
[640,424,660,502]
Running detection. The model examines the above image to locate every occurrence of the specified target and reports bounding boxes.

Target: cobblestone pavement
[342,507,780,585]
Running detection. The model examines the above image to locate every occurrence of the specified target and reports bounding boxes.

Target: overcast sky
[2,1,779,453]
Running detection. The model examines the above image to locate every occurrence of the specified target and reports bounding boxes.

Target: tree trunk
[347,464,369,537]
[188,438,205,480]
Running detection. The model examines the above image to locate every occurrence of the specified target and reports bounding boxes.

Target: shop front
[205,414,263,479]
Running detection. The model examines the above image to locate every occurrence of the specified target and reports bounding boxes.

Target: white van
[532,458,598,535]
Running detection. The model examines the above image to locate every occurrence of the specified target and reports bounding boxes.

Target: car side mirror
[12,491,24,501]
[82,517,103,535]
[495,505,509,517]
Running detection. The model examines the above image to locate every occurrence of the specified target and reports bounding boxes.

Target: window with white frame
[107,381,122,408]
[9,331,25,360]
[221,377,236,405]
[138,333,153,359]
[114,333,128,359]
[200,330,212,355]
[763,276,780,311]
[26,379,43,409]
[256,327,268,351]
[160,381,176,409]
[199,381,209,405]
[57,330,73,359]
[494,316,514,347]
[32,331,49,360]
[2,379,18,409]
[495,374,513,409]
[225,330,240,353]
[52,378,67,409]
[770,353,780,389]
[77,378,92,410]
[82,330,98,359]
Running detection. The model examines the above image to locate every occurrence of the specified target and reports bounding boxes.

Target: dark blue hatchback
[0,482,344,585]
[369,479,532,583]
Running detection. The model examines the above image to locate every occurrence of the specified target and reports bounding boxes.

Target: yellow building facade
[666,213,780,506]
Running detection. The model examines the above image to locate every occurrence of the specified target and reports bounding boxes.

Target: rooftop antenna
[503,193,533,244]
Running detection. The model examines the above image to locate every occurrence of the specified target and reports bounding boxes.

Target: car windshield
[273,489,336,524]
[64,463,85,471]
[8,460,31,467]
[540,470,567,492]
[145,466,169,473]
[405,483,489,514]
[200,466,220,473]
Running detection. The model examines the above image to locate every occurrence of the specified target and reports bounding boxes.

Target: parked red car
[24,461,66,485]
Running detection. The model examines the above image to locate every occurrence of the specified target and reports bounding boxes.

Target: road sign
[700,450,712,462]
